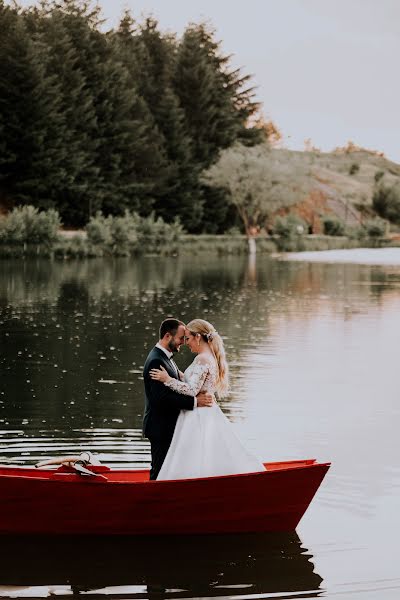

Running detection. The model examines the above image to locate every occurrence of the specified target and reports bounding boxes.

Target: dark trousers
[149,438,172,480]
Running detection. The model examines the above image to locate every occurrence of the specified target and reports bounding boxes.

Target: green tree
[174,23,262,170]
[199,185,234,233]
[23,3,100,225]
[373,180,400,224]
[174,23,233,168]
[202,143,311,235]
[114,16,203,230]
[0,3,68,210]
[0,2,266,231]
[41,1,166,224]
[113,16,194,227]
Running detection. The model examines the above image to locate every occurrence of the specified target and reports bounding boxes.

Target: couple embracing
[143,318,265,480]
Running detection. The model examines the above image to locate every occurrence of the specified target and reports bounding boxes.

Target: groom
[143,318,213,480]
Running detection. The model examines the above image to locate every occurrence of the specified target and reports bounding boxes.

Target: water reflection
[0,532,323,598]
[1,255,400,464]
[1,254,400,598]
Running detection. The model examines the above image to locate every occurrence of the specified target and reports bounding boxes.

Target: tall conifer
[0,3,68,209]
[24,4,100,224]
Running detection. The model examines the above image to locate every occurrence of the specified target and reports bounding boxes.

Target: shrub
[86,211,183,256]
[272,214,307,251]
[322,215,346,236]
[54,235,89,259]
[110,213,139,256]
[346,220,386,241]
[347,225,367,241]
[373,182,400,224]
[374,170,385,183]
[0,205,61,247]
[86,211,138,255]
[349,162,360,175]
[364,217,387,238]
[86,213,113,247]
[137,213,184,254]
[225,226,242,236]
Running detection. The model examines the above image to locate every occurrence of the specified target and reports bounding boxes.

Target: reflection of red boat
[0,532,323,595]
[0,459,330,535]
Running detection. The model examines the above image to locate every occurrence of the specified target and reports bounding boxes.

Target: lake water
[0,250,399,599]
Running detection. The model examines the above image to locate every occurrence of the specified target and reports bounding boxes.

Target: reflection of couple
[143,318,265,480]
[0,532,323,597]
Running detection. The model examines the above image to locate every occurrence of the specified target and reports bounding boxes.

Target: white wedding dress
[157,354,266,480]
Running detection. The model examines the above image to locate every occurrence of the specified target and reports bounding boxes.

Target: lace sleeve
[165,359,209,396]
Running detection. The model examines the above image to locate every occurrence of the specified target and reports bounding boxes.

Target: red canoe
[0,459,330,535]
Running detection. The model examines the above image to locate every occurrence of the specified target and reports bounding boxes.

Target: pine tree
[113,14,203,229]
[87,27,156,215]
[0,2,264,230]
[40,1,167,223]
[0,3,68,211]
[174,25,220,169]
[138,18,203,229]
[23,3,100,225]
[46,2,109,223]
[174,23,262,169]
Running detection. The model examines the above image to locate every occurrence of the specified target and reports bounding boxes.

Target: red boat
[0,459,330,535]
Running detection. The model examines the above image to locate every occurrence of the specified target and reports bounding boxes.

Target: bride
[150,318,265,480]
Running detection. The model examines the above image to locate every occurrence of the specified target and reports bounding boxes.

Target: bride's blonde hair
[186,319,229,397]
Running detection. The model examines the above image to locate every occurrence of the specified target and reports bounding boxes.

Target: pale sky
[17,0,400,163]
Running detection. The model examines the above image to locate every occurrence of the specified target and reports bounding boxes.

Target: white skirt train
[157,403,265,480]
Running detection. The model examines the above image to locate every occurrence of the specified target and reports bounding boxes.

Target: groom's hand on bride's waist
[196,391,214,407]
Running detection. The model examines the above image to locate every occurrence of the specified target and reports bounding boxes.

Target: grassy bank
[1,206,399,259]
[1,233,398,259]
[180,234,400,255]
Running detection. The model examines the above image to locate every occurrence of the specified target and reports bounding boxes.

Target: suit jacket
[143,346,194,443]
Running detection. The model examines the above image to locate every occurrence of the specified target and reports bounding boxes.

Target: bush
[0,205,61,246]
[86,211,139,255]
[373,182,400,224]
[137,213,184,254]
[86,213,113,247]
[272,214,307,251]
[364,217,387,238]
[110,213,139,256]
[374,170,385,183]
[349,162,360,175]
[54,235,89,259]
[322,216,346,236]
[347,225,367,241]
[86,211,183,256]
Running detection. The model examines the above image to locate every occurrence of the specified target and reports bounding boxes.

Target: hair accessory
[206,331,218,342]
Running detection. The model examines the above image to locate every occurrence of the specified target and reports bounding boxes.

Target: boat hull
[0,459,330,535]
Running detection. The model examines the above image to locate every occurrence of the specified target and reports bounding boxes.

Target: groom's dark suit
[143,346,194,479]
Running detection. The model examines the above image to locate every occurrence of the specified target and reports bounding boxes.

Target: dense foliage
[373,180,400,225]
[0,205,60,246]
[0,204,183,256]
[202,143,312,234]
[272,214,307,251]
[322,216,346,236]
[0,0,262,231]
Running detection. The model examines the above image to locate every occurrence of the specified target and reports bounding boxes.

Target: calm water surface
[0,253,399,599]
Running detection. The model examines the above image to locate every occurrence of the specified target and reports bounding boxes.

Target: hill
[269,147,400,232]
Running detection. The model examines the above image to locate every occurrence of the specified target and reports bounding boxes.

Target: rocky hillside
[271,147,400,232]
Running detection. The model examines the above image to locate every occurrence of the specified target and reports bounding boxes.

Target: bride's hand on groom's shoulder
[149,365,171,383]
[196,391,214,407]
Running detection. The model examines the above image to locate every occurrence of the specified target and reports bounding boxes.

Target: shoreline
[1,233,400,260]
[278,247,400,266]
